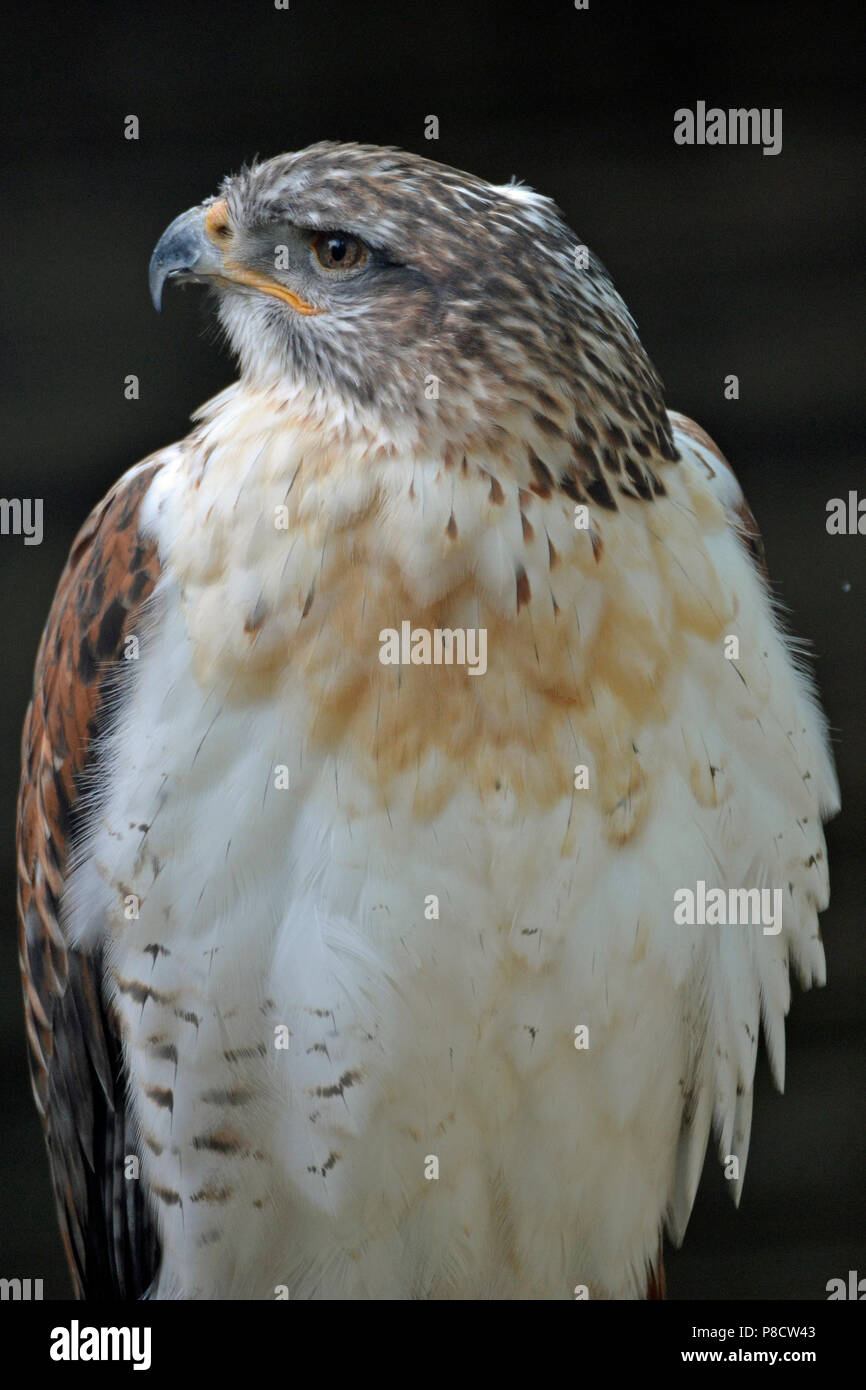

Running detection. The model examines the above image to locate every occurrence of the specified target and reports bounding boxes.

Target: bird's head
[150,141,675,462]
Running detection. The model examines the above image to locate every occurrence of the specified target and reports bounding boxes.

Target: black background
[1,0,863,1300]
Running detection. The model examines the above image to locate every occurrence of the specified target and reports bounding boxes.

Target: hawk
[17,142,838,1299]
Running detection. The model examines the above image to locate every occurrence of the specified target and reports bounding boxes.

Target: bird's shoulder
[667,410,767,577]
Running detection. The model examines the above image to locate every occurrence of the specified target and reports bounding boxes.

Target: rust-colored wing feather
[16,459,164,1298]
[646,1246,666,1299]
[668,411,768,578]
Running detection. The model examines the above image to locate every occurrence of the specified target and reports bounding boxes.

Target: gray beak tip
[148,267,165,315]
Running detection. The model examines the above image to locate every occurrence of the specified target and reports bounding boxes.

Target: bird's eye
[311,231,367,272]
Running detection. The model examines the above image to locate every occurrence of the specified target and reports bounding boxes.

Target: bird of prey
[17,142,838,1300]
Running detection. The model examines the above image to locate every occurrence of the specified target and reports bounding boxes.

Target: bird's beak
[149,199,322,316]
[149,205,219,313]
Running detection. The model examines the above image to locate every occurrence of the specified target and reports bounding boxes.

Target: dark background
[1,1,863,1300]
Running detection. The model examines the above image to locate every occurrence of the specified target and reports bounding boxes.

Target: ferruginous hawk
[17,142,838,1299]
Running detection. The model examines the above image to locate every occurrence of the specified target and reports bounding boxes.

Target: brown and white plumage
[17,461,163,1296]
[17,143,838,1299]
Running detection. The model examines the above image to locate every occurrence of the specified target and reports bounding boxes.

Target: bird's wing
[16,456,166,1298]
[668,411,768,576]
[663,411,839,1243]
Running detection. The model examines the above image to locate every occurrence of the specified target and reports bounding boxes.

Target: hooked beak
[149,199,323,316]
[149,204,219,313]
